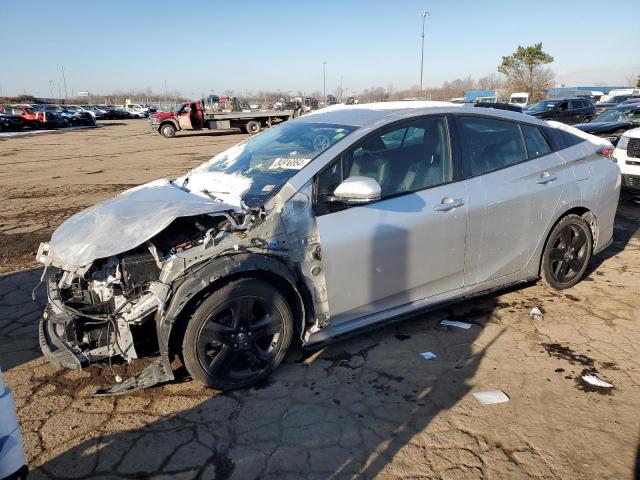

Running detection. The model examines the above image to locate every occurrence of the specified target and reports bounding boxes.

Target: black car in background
[0,113,25,131]
[596,95,640,113]
[524,98,596,124]
[573,103,640,146]
[60,105,96,126]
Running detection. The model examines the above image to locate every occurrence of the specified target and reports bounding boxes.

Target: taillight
[596,146,613,159]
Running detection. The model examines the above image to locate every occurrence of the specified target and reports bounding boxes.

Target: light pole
[49,80,54,100]
[419,10,430,91]
[323,61,326,105]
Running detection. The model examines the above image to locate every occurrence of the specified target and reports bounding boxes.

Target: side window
[316,117,452,213]
[557,101,569,112]
[458,116,527,176]
[570,100,583,110]
[522,125,552,158]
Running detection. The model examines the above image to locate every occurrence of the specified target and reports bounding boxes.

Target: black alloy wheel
[542,214,593,289]
[182,278,293,390]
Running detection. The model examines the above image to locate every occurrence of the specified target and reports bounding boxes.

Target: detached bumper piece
[39,309,89,370]
[94,356,174,396]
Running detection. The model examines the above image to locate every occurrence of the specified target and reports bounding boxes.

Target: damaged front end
[37,210,243,394]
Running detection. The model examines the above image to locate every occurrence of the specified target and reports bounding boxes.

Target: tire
[160,123,176,138]
[181,278,293,390]
[541,214,593,289]
[245,120,261,134]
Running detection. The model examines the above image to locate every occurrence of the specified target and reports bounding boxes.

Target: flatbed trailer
[149,100,301,137]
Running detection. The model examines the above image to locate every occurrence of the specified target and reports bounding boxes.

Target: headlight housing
[617,136,629,150]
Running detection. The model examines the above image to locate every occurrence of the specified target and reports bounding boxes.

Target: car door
[177,103,193,130]
[457,115,566,285]
[570,99,585,123]
[554,100,572,123]
[314,116,467,325]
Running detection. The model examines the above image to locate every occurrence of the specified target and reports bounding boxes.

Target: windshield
[180,122,357,207]
[593,107,640,124]
[173,103,187,114]
[526,100,558,113]
[511,97,526,104]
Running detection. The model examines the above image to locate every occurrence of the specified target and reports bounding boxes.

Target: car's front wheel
[181,278,293,390]
[160,123,176,138]
[541,214,593,289]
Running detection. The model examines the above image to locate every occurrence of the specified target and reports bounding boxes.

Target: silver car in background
[36,102,620,393]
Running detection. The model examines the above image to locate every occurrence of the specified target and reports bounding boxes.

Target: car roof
[299,101,547,128]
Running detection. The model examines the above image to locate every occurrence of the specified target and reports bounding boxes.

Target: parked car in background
[509,92,529,108]
[82,105,105,120]
[613,127,640,195]
[1,105,38,128]
[36,103,619,393]
[0,112,25,131]
[31,104,69,128]
[60,105,96,126]
[573,103,640,145]
[524,98,596,124]
[123,105,146,118]
[0,367,28,480]
[595,95,640,113]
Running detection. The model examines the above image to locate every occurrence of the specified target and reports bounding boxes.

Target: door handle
[536,172,558,184]
[433,197,465,212]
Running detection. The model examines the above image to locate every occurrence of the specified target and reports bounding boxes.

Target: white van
[509,92,529,107]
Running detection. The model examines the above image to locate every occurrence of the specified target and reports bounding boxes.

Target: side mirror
[332,176,381,204]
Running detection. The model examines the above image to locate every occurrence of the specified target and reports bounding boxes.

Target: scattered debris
[440,319,472,330]
[395,334,411,341]
[581,373,613,389]
[473,390,510,405]
[84,170,104,175]
[302,347,327,366]
[115,375,123,383]
[419,352,437,360]
[529,306,544,321]
[542,343,594,366]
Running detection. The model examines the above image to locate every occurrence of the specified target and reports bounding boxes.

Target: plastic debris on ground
[581,373,613,389]
[529,306,544,321]
[419,352,437,360]
[472,390,510,405]
[440,319,472,329]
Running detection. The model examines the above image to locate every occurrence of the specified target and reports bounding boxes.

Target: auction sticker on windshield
[269,157,312,170]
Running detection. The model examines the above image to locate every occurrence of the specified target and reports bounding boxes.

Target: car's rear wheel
[160,123,176,138]
[182,278,293,390]
[541,214,592,289]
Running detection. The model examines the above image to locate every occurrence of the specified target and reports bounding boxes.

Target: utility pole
[0,80,3,98]
[61,65,68,102]
[340,76,343,103]
[323,61,326,106]
[57,83,62,101]
[419,10,430,91]
[49,80,54,100]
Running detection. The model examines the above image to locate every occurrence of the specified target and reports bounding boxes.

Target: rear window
[542,126,585,150]
[522,125,552,158]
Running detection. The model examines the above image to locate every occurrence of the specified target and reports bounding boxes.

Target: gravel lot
[1,121,639,479]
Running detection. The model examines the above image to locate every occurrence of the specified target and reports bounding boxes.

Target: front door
[177,103,193,130]
[315,116,467,325]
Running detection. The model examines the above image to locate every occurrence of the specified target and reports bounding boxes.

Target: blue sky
[1,0,639,97]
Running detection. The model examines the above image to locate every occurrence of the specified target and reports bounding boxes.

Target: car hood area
[43,177,249,270]
[573,121,634,133]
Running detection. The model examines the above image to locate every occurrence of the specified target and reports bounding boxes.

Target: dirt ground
[1,121,639,479]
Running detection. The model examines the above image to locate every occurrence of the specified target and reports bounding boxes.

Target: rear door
[456,115,566,285]
[315,115,467,325]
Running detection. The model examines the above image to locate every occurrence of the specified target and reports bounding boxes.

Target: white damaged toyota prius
[35,102,620,393]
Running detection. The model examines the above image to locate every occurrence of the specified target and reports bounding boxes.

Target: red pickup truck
[149,100,301,138]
